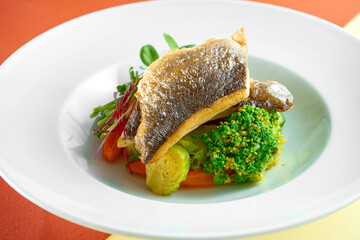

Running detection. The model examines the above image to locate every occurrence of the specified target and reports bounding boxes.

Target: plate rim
[1,0,360,239]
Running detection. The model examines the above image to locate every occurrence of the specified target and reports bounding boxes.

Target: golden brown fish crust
[135,28,250,164]
[124,103,141,139]
[237,78,294,112]
[117,103,139,148]
[119,78,294,149]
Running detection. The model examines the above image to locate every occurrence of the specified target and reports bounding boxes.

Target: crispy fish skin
[237,78,294,111]
[118,78,294,148]
[135,28,250,164]
[213,78,294,120]
[124,103,141,139]
[116,103,140,148]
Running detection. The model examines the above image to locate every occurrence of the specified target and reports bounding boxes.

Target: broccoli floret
[201,105,286,185]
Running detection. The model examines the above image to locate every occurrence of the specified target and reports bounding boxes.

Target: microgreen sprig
[90,67,142,130]
[140,45,159,66]
[139,33,195,67]
[163,33,179,50]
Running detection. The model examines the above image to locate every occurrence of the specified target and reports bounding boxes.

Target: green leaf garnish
[180,44,196,49]
[129,67,142,83]
[163,33,179,50]
[90,97,122,118]
[140,45,159,66]
[117,84,128,94]
[89,67,142,120]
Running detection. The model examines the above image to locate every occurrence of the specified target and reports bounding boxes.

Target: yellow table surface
[108,13,360,240]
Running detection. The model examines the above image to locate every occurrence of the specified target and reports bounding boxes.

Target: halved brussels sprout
[145,144,190,195]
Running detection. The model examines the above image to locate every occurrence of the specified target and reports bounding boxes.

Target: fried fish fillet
[237,78,294,111]
[213,78,294,119]
[135,28,250,164]
[119,78,294,148]
[123,103,140,140]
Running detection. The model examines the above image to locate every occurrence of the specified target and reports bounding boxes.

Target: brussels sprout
[145,144,190,195]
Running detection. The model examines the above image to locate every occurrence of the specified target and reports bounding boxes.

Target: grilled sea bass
[213,78,294,120]
[134,28,250,164]
[119,78,294,147]
[90,28,295,195]
[237,79,294,112]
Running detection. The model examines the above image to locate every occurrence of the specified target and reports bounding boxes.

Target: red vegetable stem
[99,94,121,131]
[99,86,132,132]
[93,107,133,160]
[123,148,133,175]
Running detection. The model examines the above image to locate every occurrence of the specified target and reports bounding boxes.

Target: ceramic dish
[1,0,360,239]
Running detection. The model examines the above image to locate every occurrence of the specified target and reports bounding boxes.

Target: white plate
[1,0,360,239]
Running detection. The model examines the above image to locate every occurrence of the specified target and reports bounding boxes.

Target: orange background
[1,0,360,65]
[0,0,359,239]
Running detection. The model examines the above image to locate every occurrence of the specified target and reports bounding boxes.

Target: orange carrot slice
[102,130,122,162]
[129,160,146,177]
[180,169,215,187]
[129,160,216,187]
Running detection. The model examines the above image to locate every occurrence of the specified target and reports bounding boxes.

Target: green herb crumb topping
[201,105,286,185]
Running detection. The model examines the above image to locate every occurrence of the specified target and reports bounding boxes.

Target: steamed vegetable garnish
[146,144,190,195]
[178,125,216,170]
[90,28,294,195]
[201,105,286,185]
